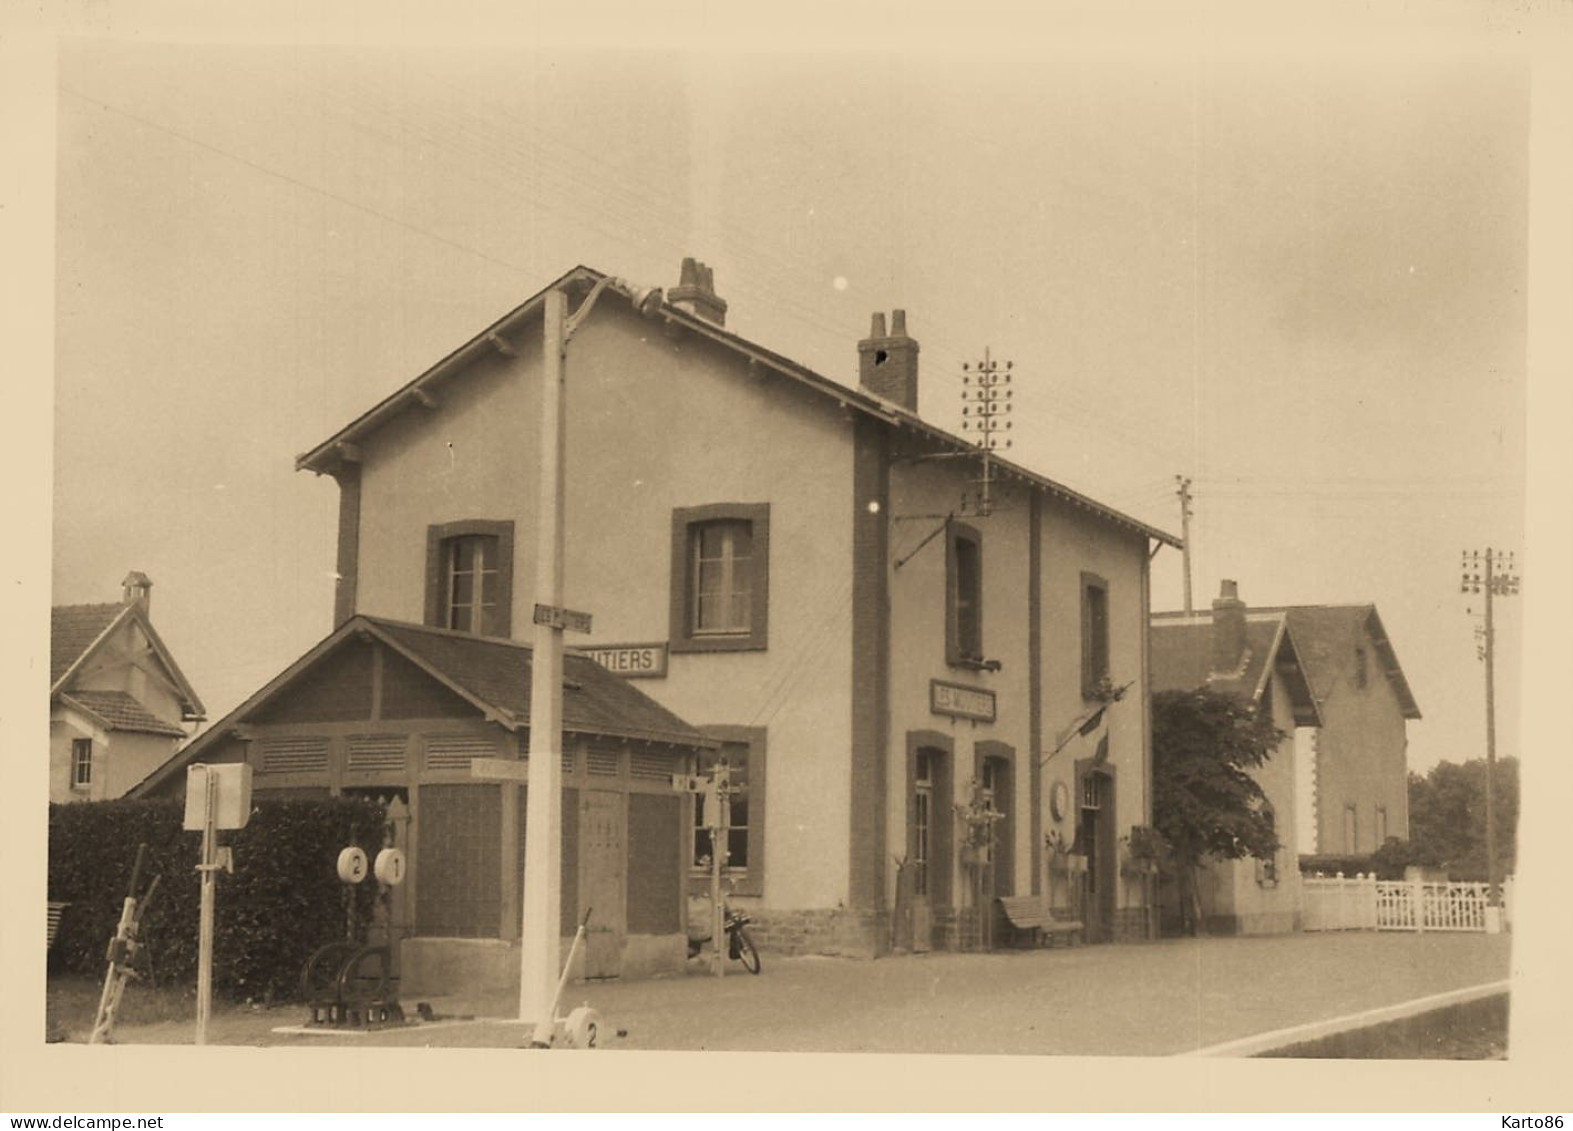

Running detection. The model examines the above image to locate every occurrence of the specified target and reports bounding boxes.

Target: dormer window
[424,520,515,637]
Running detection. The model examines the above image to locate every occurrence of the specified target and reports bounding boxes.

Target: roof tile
[61,690,188,736]
[50,603,125,685]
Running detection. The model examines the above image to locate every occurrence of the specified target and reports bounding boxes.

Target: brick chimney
[857,309,920,413]
[121,570,152,614]
[1210,579,1247,674]
[667,257,728,326]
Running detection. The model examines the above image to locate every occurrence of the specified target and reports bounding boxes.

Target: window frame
[71,737,93,789]
[689,725,767,897]
[1080,571,1111,699]
[424,520,515,638]
[669,504,770,653]
[945,521,985,667]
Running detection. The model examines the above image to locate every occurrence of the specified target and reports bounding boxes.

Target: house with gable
[50,572,205,802]
[137,257,1178,990]
[1150,580,1321,935]
[1253,604,1421,856]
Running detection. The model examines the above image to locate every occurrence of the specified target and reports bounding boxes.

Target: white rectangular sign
[580,642,668,678]
[183,763,253,831]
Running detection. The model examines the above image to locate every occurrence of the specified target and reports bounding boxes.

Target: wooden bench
[996,895,1082,948]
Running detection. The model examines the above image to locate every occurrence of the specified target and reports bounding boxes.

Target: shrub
[48,796,387,1002]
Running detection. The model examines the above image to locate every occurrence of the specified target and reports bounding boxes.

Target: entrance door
[579,790,626,979]
[909,748,952,952]
[1077,771,1116,943]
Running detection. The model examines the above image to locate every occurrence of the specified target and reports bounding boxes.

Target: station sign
[533,603,593,634]
[580,642,668,679]
[930,679,997,723]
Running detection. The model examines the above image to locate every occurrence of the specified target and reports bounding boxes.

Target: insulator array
[1459,548,1520,596]
[960,353,1013,452]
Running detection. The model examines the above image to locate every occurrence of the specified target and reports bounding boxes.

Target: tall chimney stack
[1210,579,1247,675]
[667,257,728,326]
[857,309,920,413]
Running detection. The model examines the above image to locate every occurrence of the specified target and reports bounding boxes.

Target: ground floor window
[690,727,766,895]
[71,737,93,788]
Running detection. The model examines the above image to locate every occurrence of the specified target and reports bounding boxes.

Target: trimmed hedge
[48,797,387,1002]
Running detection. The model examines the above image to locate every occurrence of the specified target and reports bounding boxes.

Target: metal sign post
[183,763,251,1046]
[195,768,218,1045]
[710,763,730,979]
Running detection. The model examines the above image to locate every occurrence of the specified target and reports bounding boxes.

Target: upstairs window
[424,520,515,637]
[444,536,499,633]
[694,521,753,635]
[1354,646,1369,689]
[71,738,93,789]
[670,504,770,653]
[1081,573,1111,697]
[946,522,984,666]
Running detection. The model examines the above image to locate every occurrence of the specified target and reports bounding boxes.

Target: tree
[1406,756,1519,880]
[1151,688,1286,935]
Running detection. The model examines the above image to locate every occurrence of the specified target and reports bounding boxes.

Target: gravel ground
[74,931,1512,1056]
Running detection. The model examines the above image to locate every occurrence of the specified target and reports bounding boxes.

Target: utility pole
[1460,547,1519,928]
[518,276,662,1040]
[1175,475,1194,615]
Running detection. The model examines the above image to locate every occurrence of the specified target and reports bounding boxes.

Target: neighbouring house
[1150,580,1321,935]
[50,572,205,802]
[135,258,1178,992]
[133,614,713,986]
[1251,604,1421,856]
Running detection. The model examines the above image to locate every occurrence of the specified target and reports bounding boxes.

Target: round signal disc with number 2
[336,846,369,883]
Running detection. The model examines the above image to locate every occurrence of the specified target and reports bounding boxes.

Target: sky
[44,22,1533,778]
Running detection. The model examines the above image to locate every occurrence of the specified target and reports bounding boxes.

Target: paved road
[110,930,1511,1055]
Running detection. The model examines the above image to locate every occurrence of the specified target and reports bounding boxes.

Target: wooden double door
[578,789,626,979]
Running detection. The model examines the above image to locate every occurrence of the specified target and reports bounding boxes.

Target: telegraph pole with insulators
[1460,546,1519,931]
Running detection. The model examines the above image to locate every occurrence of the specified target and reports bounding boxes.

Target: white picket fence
[1300,873,1513,933]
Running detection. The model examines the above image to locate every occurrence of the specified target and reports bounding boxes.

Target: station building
[141,258,1179,988]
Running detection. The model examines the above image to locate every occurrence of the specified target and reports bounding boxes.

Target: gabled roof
[130,614,713,798]
[1149,611,1321,726]
[295,265,1180,549]
[1247,604,1420,720]
[50,600,206,721]
[59,690,189,737]
[51,603,124,686]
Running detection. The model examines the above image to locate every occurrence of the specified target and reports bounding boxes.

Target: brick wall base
[745,907,890,958]
[1112,906,1154,943]
[748,901,1153,958]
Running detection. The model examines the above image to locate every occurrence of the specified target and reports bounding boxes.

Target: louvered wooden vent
[586,740,622,776]
[425,733,496,771]
[630,748,675,780]
[347,734,407,773]
[260,736,330,775]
